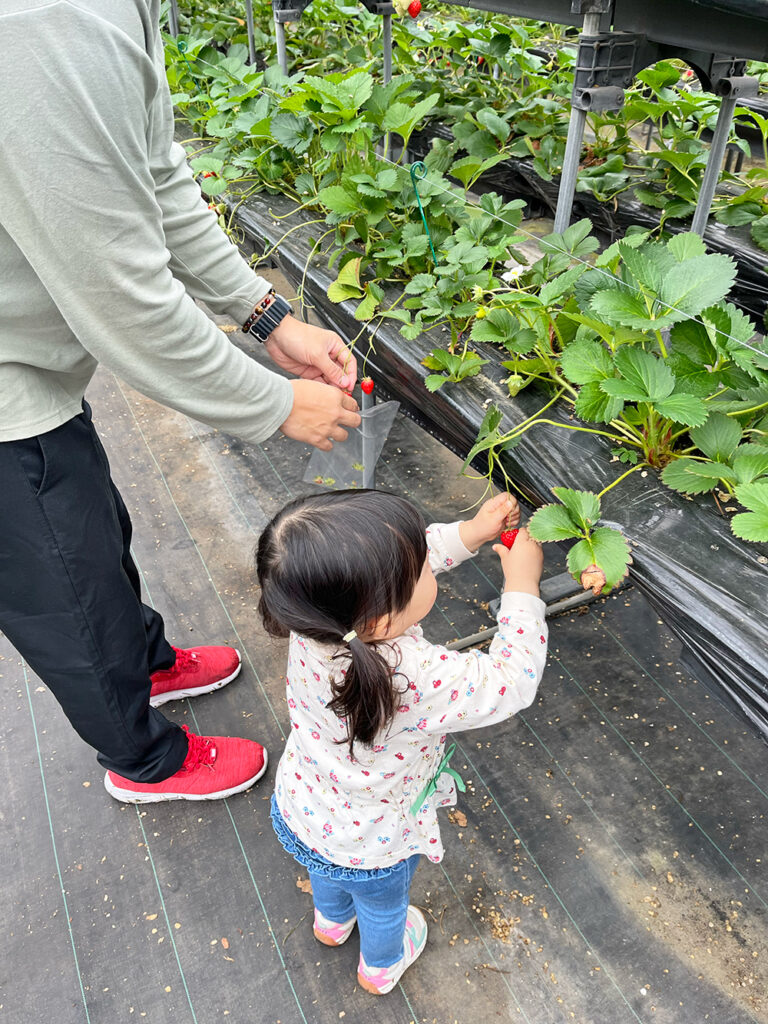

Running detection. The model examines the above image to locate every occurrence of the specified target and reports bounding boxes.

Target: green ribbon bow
[410,742,466,815]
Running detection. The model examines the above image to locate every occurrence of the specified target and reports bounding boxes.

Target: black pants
[0,403,188,782]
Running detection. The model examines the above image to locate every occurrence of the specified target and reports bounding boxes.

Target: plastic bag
[303,401,400,490]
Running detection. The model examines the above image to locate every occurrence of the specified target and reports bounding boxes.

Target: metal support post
[690,93,739,236]
[168,0,180,36]
[382,14,393,85]
[361,390,376,489]
[553,10,603,234]
[245,0,257,65]
[275,19,289,74]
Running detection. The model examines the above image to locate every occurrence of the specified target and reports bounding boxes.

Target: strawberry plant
[527,487,632,594]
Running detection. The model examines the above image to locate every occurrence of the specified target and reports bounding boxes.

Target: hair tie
[342,630,357,643]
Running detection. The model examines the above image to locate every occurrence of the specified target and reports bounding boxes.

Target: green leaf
[449,153,507,188]
[527,503,583,542]
[613,346,675,402]
[619,240,675,294]
[503,328,538,356]
[661,458,724,494]
[689,412,742,462]
[190,155,225,174]
[574,382,625,423]
[477,403,503,440]
[750,215,768,251]
[660,254,738,317]
[422,348,461,374]
[425,374,446,392]
[316,185,360,218]
[470,308,517,344]
[476,108,510,143]
[382,94,439,145]
[327,257,364,303]
[590,286,664,330]
[566,527,631,592]
[600,379,650,403]
[653,392,709,426]
[551,487,600,530]
[732,480,768,541]
[740,449,768,489]
[732,450,768,485]
[354,282,384,321]
[667,233,707,262]
[559,339,614,385]
[404,273,436,295]
[715,202,763,227]
[270,111,314,153]
[539,266,586,306]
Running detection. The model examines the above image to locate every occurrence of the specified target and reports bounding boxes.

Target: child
[256,489,547,995]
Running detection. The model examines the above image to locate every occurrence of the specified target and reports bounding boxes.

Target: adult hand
[280,380,361,451]
[265,315,357,391]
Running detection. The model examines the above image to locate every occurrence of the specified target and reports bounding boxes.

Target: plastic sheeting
[235,190,768,742]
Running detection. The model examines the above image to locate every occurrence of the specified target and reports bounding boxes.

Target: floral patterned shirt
[273,521,548,869]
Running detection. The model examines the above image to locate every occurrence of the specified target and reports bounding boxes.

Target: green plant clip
[176,40,200,83]
[409,161,439,268]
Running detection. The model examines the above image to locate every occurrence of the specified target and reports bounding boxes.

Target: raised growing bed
[411,125,768,324]
[229,187,768,740]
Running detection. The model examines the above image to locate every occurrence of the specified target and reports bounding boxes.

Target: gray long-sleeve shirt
[0,0,293,443]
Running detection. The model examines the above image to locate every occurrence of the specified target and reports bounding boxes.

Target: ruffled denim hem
[270,795,402,881]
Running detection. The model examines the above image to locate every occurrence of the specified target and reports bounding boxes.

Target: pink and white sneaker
[357,906,427,995]
[149,646,241,706]
[313,908,357,947]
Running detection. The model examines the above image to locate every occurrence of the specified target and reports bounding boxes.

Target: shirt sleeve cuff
[498,590,546,620]
[440,521,477,562]
[228,276,274,327]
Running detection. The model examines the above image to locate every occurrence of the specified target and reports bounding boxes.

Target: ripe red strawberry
[500,528,518,549]
[361,377,374,394]
[408,0,421,16]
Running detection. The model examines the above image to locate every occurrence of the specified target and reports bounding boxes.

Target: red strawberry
[408,0,421,16]
[361,377,374,394]
[500,528,519,549]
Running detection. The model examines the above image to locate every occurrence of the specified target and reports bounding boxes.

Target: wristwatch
[241,288,292,342]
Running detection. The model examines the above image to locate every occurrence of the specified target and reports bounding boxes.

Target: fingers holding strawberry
[492,527,543,599]
[459,492,519,552]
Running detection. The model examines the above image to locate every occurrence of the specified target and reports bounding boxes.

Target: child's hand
[459,493,519,552]
[492,527,543,598]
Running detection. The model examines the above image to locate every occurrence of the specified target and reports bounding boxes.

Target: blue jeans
[310,853,421,967]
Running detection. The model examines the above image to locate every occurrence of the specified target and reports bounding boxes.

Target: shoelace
[171,647,200,673]
[180,724,216,772]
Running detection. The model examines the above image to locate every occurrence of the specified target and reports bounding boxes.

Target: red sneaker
[104,725,268,803]
[149,646,241,707]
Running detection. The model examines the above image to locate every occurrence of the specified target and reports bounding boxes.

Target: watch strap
[241,290,292,342]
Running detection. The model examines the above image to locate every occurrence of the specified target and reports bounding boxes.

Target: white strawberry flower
[501,266,523,283]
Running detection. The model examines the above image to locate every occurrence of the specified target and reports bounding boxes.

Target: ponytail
[328,637,403,756]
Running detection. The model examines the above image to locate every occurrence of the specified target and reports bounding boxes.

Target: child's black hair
[256,489,427,754]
